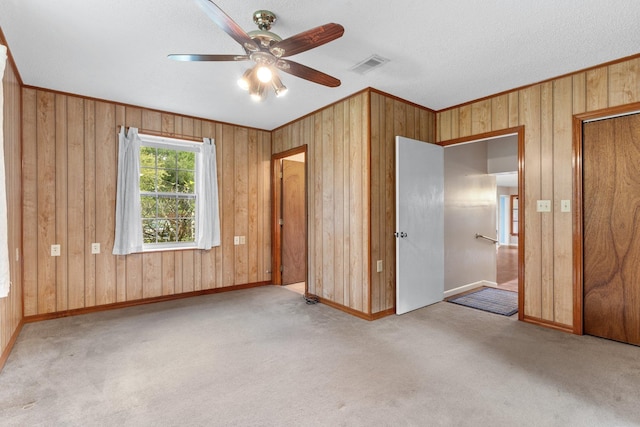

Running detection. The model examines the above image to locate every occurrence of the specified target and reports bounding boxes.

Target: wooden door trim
[271,145,308,287]
[572,102,640,335]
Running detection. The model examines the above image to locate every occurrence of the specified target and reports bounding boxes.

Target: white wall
[444,141,497,292]
[487,134,518,174]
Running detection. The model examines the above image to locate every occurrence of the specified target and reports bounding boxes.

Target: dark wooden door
[281,160,306,285]
[583,113,640,345]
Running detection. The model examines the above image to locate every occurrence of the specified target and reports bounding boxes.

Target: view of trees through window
[140,146,196,245]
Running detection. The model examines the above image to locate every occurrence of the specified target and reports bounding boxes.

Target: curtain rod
[117,126,208,143]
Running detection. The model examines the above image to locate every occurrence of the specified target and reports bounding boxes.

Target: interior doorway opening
[442,128,523,318]
[271,146,308,295]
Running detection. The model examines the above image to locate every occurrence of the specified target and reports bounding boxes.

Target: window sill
[140,243,198,253]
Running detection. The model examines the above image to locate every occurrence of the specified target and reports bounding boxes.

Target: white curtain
[0,45,10,298]
[195,138,220,249]
[113,127,144,255]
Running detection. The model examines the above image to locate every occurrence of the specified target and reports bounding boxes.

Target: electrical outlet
[240,236,246,245]
[376,260,383,273]
[91,243,100,254]
[561,199,571,212]
[51,244,61,257]
[234,236,240,245]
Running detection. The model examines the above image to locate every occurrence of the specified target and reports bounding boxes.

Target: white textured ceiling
[2,1,640,130]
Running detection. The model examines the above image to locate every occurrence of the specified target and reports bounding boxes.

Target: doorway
[272,146,307,294]
[442,128,523,317]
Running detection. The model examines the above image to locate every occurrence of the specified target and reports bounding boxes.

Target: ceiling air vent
[350,54,389,74]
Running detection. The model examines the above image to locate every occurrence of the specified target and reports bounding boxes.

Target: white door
[395,136,444,314]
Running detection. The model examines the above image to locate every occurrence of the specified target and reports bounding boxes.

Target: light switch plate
[91,243,100,254]
[51,244,61,257]
[536,200,551,212]
[561,199,571,212]
[376,260,383,273]
[234,236,240,245]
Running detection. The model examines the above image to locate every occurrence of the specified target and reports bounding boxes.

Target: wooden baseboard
[0,319,24,372]
[309,294,394,321]
[522,315,574,334]
[24,281,271,323]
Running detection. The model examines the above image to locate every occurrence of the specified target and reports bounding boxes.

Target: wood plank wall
[436,54,640,329]
[272,92,370,313]
[272,89,435,316]
[369,91,435,314]
[22,88,272,317]
[0,47,23,363]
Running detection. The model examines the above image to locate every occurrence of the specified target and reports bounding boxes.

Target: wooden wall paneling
[95,101,117,305]
[586,67,608,111]
[608,57,640,107]
[84,100,97,307]
[369,94,381,313]
[247,129,258,284]
[260,132,271,283]
[333,102,345,305]
[360,93,370,313]
[471,99,491,135]
[520,85,543,319]
[234,126,249,286]
[552,76,574,326]
[349,95,364,312]
[539,82,554,321]
[458,104,472,137]
[383,96,395,311]
[313,112,324,298]
[36,91,57,314]
[179,115,194,293]
[491,94,509,131]
[221,124,235,287]
[438,109,450,142]
[572,72,587,115]
[1,57,23,359]
[450,108,460,140]
[508,92,520,129]
[55,94,68,311]
[321,107,335,301]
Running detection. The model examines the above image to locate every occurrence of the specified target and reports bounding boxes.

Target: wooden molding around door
[271,145,308,287]
[572,102,640,336]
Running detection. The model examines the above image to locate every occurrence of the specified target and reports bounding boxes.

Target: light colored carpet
[1,286,639,426]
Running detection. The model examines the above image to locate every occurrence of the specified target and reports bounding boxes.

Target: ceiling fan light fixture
[237,68,254,91]
[250,81,267,102]
[272,74,288,97]
[256,65,273,83]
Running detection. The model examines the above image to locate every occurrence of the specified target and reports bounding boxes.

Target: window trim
[139,133,200,252]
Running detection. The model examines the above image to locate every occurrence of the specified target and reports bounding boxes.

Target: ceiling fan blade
[270,23,344,58]
[194,0,259,52]
[168,54,250,62]
[276,59,341,88]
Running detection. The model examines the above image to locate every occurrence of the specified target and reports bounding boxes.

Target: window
[139,135,199,250]
[510,194,519,236]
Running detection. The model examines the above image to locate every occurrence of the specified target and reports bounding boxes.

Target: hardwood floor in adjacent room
[496,245,518,292]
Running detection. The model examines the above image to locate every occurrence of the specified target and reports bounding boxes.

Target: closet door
[583,113,640,345]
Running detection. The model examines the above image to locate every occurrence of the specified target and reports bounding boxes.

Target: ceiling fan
[168,0,345,101]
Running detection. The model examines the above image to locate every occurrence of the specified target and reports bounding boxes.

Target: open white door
[395,136,444,314]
